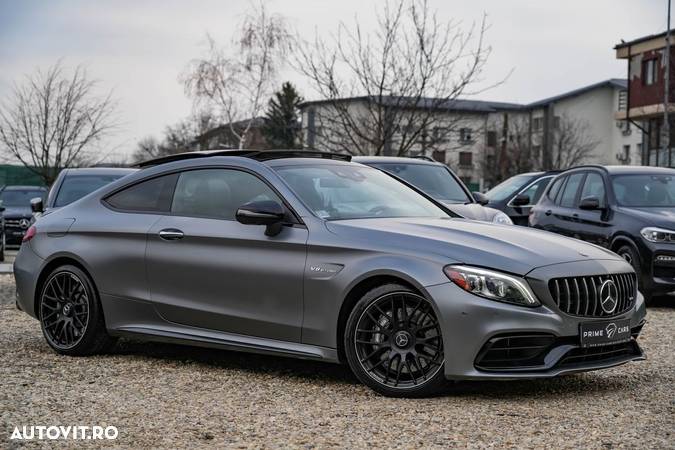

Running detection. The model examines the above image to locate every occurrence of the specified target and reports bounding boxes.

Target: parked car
[529,165,675,303]
[31,167,137,217]
[354,156,513,224]
[484,171,561,226]
[0,185,47,248]
[15,150,646,397]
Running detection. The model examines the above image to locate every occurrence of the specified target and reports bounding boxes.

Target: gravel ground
[1,274,673,449]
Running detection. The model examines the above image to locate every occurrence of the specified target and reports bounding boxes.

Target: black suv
[0,185,47,248]
[483,171,561,226]
[530,165,675,302]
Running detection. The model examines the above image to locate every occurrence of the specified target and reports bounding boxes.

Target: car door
[508,176,554,225]
[571,171,612,247]
[146,167,308,343]
[546,172,585,237]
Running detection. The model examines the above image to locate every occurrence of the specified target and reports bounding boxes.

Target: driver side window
[579,173,606,208]
[171,169,282,220]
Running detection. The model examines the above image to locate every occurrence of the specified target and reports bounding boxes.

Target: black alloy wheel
[39,265,115,355]
[40,271,90,349]
[345,283,447,397]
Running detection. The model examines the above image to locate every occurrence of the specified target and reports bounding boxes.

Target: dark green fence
[0,165,46,187]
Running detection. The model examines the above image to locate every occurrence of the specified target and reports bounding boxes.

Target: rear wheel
[616,245,652,305]
[39,265,115,355]
[344,283,447,397]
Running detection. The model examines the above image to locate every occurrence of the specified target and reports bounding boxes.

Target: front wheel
[39,265,115,355]
[616,245,652,305]
[344,283,447,397]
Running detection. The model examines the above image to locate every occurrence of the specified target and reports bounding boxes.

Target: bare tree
[132,111,216,163]
[482,113,600,186]
[0,62,118,185]
[295,0,495,156]
[549,115,600,170]
[183,2,291,149]
[482,114,537,185]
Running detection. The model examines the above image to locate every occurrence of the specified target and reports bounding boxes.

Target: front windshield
[275,164,450,220]
[55,174,126,207]
[485,174,536,201]
[0,189,45,207]
[612,174,675,207]
[371,163,471,203]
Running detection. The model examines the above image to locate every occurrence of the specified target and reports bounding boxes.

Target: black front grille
[5,218,28,229]
[474,333,556,370]
[548,273,636,317]
[557,340,641,367]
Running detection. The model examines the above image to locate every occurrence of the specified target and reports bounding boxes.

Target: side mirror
[512,194,530,207]
[30,197,44,213]
[472,192,489,206]
[236,200,286,236]
[579,197,601,210]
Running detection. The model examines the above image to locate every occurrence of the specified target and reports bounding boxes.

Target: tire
[38,265,116,355]
[344,283,448,397]
[616,245,652,305]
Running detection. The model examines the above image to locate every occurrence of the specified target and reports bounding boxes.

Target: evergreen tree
[263,82,303,148]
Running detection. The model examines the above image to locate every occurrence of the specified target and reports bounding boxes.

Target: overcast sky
[0,0,667,160]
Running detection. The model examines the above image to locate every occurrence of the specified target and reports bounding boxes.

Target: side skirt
[111,324,340,363]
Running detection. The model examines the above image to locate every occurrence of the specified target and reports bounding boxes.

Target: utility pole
[665,0,672,166]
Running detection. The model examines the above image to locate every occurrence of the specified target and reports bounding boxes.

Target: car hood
[442,203,500,222]
[2,206,32,218]
[616,206,675,228]
[325,217,620,276]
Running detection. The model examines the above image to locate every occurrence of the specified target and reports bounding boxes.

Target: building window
[618,90,628,111]
[532,117,543,131]
[643,58,657,86]
[459,152,473,167]
[648,118,661,149]
[459,128,473,143]
[553,116,561,129]
[486,131,497,147]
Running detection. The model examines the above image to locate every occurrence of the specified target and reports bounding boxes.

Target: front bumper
[427,279,646,380]
[644,241,675,294]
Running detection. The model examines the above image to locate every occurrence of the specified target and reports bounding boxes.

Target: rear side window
[547,177,564,201]
[171,169,282,220]
[105,174,177,212]
[559,173,584,207]
[579,173,606,208]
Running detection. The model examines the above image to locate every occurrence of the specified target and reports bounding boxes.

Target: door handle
[545,210,552,216]
[159,229,184,241]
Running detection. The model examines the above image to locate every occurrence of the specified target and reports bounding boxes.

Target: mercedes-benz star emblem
[599,279,619,314]
[19,218,30,229]
[394,332,409,348]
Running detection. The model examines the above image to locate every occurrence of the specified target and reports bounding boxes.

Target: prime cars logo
[599,279,619,314]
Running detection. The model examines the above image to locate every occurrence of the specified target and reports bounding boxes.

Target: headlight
[492,211,513,225]
[640,227,675,243]
[443,265,540,307]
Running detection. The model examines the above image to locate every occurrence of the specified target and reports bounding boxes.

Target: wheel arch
[610,235,642,264]
[335,270,428,364]
[34,254,97,319]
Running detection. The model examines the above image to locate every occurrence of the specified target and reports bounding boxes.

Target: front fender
[301,250,448,349]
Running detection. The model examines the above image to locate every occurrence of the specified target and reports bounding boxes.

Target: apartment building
[300,79,642,190]
[615,30,674,166]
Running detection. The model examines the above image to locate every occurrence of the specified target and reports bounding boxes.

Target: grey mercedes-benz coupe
[14,150,646,397]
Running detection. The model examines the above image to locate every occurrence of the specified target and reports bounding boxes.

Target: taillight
[22,225,36,242]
